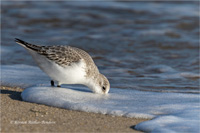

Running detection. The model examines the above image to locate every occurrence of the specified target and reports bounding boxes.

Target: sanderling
[15,38,110,94]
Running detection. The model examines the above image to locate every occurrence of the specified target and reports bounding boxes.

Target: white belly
[28,50,87,85]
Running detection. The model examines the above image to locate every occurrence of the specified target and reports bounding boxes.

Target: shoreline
[1,86,148,132]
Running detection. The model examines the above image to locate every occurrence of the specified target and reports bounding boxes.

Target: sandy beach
[1,86,148,132]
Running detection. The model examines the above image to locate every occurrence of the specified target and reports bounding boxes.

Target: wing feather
[39,46,82,66]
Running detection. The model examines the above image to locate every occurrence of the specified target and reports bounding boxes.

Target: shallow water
[1,1,199,93]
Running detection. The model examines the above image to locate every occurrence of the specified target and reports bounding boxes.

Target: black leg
[51,80,55,86]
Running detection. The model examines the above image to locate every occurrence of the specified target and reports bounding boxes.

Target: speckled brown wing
[15,38,99,76]
[38,46,82,67]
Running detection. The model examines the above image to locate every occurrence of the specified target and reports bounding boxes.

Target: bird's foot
[51,80,61,87]
[51,80,55,86]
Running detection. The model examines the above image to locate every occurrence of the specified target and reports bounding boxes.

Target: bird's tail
[15,38,41,51]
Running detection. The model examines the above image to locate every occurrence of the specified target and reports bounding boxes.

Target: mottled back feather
[15,38,99,78]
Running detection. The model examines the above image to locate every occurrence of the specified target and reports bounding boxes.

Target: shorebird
[15,38,110,94]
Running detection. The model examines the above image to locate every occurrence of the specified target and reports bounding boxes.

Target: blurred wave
[1,1,199,93]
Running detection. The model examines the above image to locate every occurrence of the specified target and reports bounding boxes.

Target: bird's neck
[84,74,102,94]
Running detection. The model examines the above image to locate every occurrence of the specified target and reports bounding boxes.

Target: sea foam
[1,64,200,132]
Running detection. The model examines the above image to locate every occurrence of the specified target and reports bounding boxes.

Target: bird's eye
[102,86,106,91]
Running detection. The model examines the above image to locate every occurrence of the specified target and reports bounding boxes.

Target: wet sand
[1,86,148,132]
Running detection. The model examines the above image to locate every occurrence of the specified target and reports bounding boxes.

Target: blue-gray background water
[1,1,199,93]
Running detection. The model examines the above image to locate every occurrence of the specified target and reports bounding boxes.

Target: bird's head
[88,73,110,94]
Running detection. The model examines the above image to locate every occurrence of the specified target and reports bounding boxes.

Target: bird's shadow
[1,85,92,102]
[1,89,22,101]
[130,125,139,131]
[61,84,92,93]
[69,87,91,93]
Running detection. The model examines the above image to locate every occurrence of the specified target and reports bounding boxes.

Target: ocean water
[1,1,199,132]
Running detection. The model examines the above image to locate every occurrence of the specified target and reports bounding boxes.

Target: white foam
[146,64,176,73]
[180,72,200,79]
[1,64,49,87]
[145,64,200,79]
[1,65,200,132]
[135,108,200,132]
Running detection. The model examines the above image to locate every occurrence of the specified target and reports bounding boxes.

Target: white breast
[28,49,87,85]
